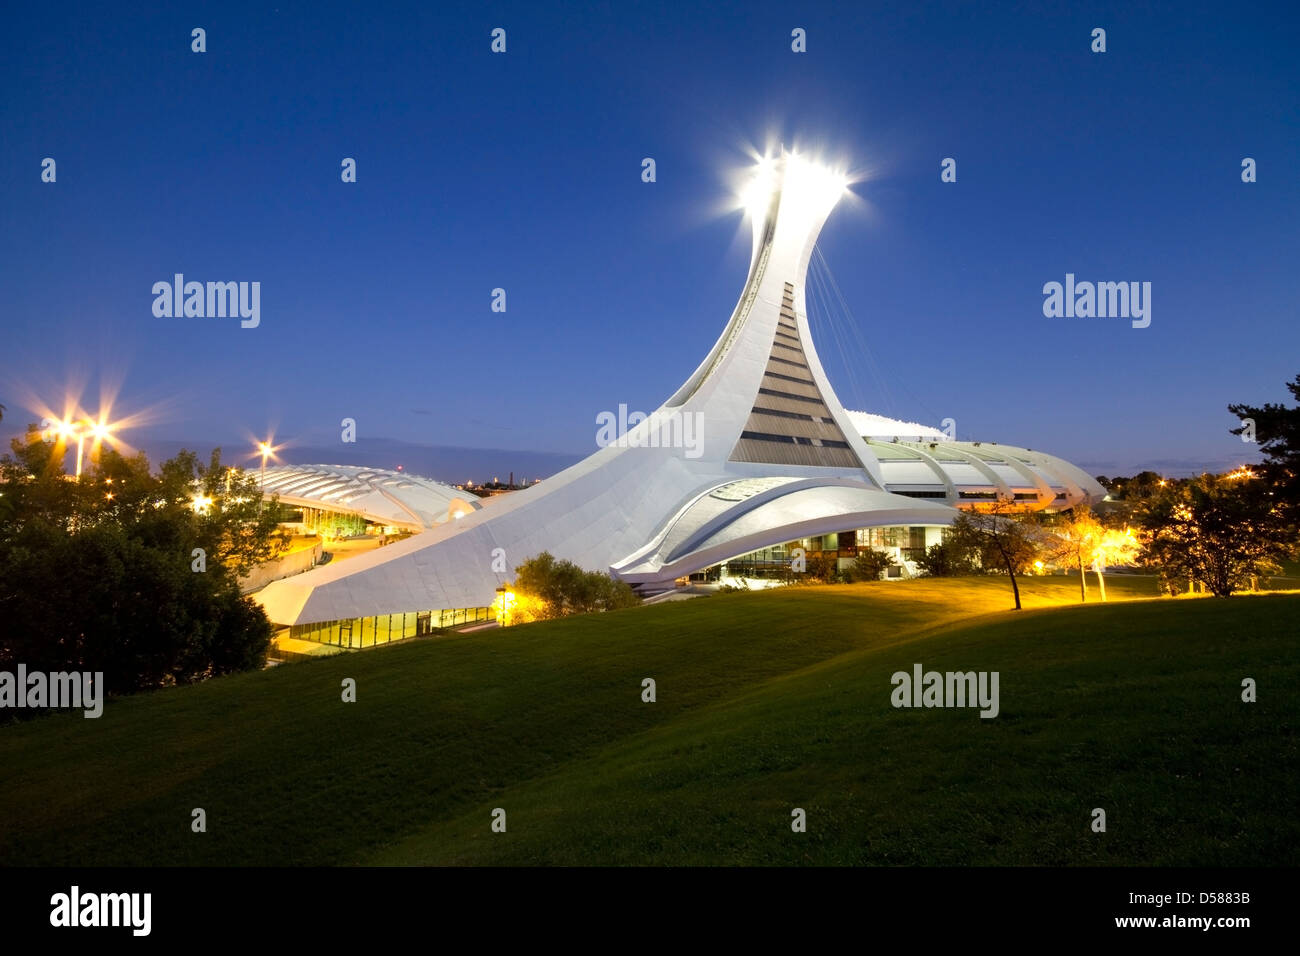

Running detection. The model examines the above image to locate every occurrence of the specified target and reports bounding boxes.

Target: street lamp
[494,586,515,627]
[59,418,116,478]
[255,440,278,512]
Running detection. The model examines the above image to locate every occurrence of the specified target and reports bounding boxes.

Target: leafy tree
[915,535,978,577]
[945,501,1040,609]
[1,438,288,576]
[1107,471,1165,501]
[1042,506,1100,601]
[0,522,272,694]
[511,551,640,621]
[1136,472,1294,597]
[0,430,285,700]
[1088,525,1140,601]
[1229,373,1300,521]
[1041,505,1138,602]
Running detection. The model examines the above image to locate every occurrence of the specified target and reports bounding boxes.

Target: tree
[945,500,1040,609]
[0,431,285,700]
[1041,505,1138,602]
[843,548,898,582]
[1043,506,1101,601]
[0,438,289,575]
[915,535,978,577]
[1107,471,1165,502]
[511,551,639,621]
[0,522,273,694]
[1229,373,1300,521]
[1136,472,1295,597]
[1088,525,1141,602]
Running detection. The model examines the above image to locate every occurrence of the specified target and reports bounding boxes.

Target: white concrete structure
[257,151,1104,626]
[257,464,480,531]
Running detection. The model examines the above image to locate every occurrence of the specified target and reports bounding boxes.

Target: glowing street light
[494,585,516,627]
[58,416,118,477]
[254,439,278,511]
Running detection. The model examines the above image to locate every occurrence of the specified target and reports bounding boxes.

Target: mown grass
[1,574,1294,866]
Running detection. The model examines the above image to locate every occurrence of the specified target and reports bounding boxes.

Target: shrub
[916,538,977,577]
[512,551,641,621]
[843,548,898,582]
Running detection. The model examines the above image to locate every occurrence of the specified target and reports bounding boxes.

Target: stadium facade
[257,464,480,534]
[256,150,1104,642]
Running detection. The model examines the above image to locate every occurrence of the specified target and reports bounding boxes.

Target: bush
[512,551,641,621]
[0,522,273,698]
[0,441,281,699]
[843,548,897,582]
[804,551,840,582]
[916,538,977,577]
[715,580,751,593]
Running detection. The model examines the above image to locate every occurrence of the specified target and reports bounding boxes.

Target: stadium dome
[257,464,480,532]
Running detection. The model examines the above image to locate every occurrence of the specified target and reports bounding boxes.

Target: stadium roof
[257,464,480,531]
[844,410,950,441]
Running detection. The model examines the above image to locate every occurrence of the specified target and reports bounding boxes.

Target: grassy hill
[1,574,1296,866]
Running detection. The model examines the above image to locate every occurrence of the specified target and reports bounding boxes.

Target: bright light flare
[493,587,517,626]
[735,149,853,222]
[251,438,282,472]
[739,154,778,219]
[1094,526,1141,570]
[37,402,130,476]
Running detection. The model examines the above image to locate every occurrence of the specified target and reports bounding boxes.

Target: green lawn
[1,574,1295,866]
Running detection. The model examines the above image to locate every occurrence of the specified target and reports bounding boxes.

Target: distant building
[257,464,480,535]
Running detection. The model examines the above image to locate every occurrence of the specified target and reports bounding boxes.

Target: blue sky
[3,0,1297,478]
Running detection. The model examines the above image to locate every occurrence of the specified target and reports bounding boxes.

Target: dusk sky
[3,1,1297,480]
